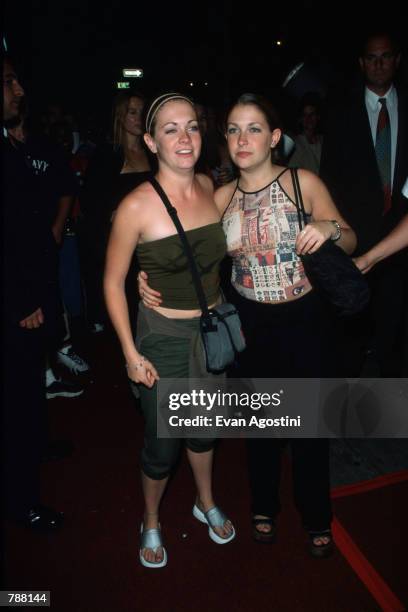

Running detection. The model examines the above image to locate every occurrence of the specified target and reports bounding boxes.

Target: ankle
[196,497,214,512]
[144,511,159,526]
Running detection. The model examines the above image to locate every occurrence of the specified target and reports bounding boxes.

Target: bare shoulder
[294,167,348,222]
[117,180,156,214]
[195,172,214,194]
[296,168,322,190]
[214,179,238,214]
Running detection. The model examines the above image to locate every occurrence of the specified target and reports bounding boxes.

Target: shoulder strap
[149,177,210,315]
[290,168,308,230]
[275,167,290,181]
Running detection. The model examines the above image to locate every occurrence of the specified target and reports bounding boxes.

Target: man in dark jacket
[2,56,64,530]
[320,31,408,376]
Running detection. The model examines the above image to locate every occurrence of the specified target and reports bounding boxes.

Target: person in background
[3,55,64,531]
[7,112,89,394]
[320,29,408,376]
[355,178,408,272]
[80,90,152,334]
[104,92,235,569]
[288,91,324,174]
[355,214,408,271]
[48,119,90,360]
[195,100,236,186]
[355,177,408,375]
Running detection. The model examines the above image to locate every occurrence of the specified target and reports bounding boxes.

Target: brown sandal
[308,529,334,558]
[252,516,276,543]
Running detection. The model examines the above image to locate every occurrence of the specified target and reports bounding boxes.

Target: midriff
[152,294,222,319]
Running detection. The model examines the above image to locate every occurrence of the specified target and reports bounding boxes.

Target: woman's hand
[295,221,334,255]
[125,353,160,387]
[353,253,375,274]
[19,307,44,329]
[138,271,162,308]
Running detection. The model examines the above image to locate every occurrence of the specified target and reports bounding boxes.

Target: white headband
[145,93,193,134]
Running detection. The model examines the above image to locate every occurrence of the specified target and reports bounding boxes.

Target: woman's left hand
[295,221,333,255]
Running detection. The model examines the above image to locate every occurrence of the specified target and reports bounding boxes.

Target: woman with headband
[104,93,235,568]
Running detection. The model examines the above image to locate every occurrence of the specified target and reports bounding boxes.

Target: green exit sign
[117,81,130,89]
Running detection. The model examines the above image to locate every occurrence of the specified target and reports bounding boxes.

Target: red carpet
[332,473,408,611]
[4,331,405,611]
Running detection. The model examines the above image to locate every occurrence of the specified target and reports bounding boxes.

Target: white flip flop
[192,504,236,544]
[139,523,167,568]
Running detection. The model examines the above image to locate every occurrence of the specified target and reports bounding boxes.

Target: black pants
[336,256,407,377]
[369,258,407,376]
[229,288,335,531]
[2,323,47,519]
[246,438,331,530]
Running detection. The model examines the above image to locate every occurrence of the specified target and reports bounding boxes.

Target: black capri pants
[138,316,216,480]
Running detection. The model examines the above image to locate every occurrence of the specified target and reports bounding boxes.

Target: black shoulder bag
[149,177,246,373]
[290,168,370,317]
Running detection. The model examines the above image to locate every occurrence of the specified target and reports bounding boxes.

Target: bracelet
[329,220,342,241]
[125,356,146,370]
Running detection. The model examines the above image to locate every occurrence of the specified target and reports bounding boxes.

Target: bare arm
[104,194,159,387]
[295,170,357,255]
[354,214,408,273]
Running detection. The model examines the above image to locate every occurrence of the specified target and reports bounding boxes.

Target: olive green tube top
[137,222,227,309]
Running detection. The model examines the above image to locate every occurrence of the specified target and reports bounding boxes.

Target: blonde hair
[112,91,145,159]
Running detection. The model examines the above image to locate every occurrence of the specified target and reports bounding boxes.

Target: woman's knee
[186,438,216,454]
[141,439,181,480]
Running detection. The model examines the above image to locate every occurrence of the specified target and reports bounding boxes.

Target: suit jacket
[320,85,408,255]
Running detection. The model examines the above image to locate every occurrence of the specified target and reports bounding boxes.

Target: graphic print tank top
[222,170,312,303]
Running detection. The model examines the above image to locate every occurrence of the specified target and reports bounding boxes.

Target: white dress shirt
[402,177,408,199]
[365,85,398,190]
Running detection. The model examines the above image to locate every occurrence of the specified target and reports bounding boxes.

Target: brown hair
[112,90,145,150]
[225,93,282,132]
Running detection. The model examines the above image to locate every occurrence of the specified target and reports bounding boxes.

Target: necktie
[375,98,392,214]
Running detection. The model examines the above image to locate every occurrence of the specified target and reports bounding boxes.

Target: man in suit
[320,30,408,376]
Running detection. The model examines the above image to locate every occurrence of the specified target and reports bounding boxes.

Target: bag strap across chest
[149,177,210,316]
